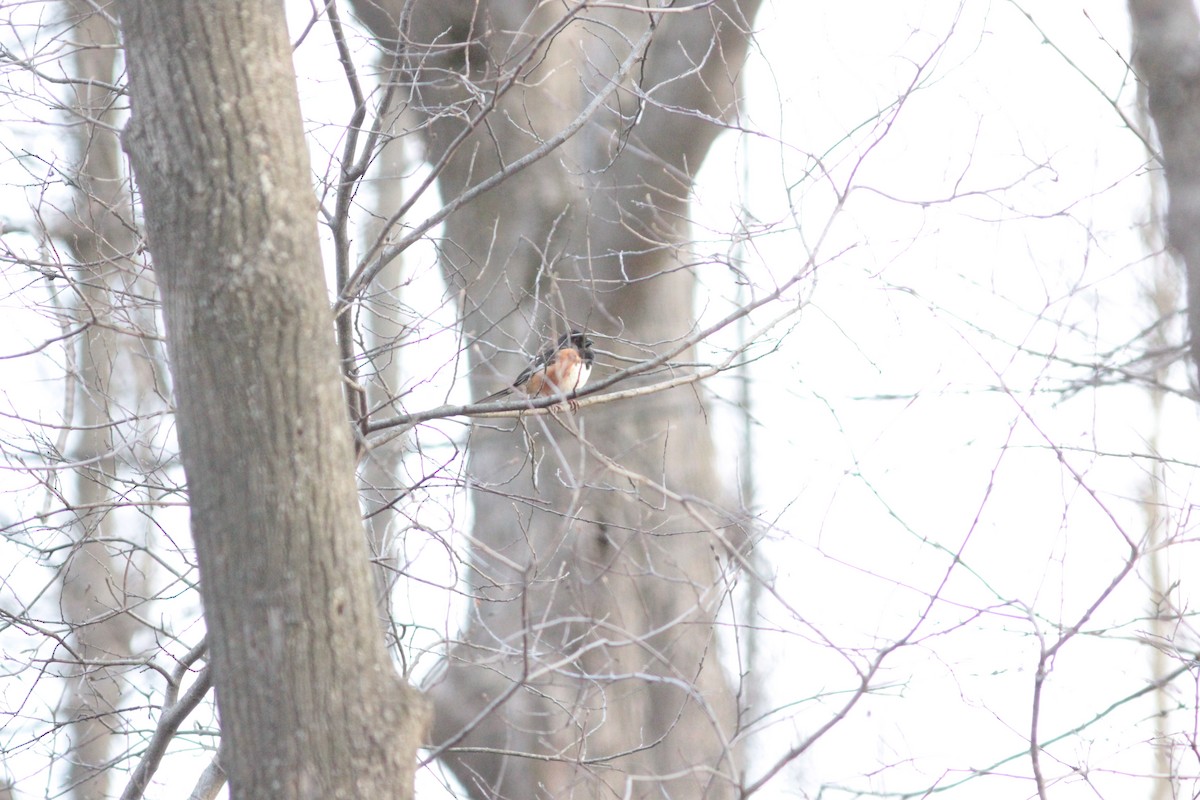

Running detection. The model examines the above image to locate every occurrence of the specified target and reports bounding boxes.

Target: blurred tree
[1129,0,1200,380]
[349,2,761,796]
[55,4,143,798]
[1128,2,1200,796]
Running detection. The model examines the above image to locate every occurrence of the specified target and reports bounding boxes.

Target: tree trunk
[58,5,141,796]
[1129,0,1200,379]
[117,3,426,798]
[352,2,760,796]
[358,124,412,631]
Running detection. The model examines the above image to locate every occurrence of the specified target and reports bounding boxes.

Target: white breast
[558,360,591,392]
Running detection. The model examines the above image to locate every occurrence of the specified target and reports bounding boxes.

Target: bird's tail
[476,387,513,404]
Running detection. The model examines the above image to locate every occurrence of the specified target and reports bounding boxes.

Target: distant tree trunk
[117,3,426,798]
[1130,16,1200,790]
[1129,0,1200,379]
[352,2,761,796]
[359,126,411,631]
[1134,69,1185,800]
[59,5,140,797]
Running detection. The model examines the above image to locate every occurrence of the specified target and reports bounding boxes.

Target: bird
[477,330,596,406]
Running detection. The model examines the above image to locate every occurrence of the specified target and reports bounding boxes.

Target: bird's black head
[564,330,595,361]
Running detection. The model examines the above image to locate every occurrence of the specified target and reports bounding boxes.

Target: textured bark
[117,4,426,798]
[353,2,760,797]
[1129,0,1200,378]
[58,5,141,797]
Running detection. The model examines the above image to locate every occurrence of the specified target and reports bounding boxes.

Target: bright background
[2,1,1198,798]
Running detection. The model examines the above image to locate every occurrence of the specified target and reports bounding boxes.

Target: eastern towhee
[478,330,596,404]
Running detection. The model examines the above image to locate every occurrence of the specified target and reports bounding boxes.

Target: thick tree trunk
[1129,0,1200,379]
[353,2,760,797]
[117,4,426,798]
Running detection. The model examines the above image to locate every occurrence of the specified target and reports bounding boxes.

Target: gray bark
[117,3,426,798]
[352,2,761,797]
[1129,0,1200,379]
